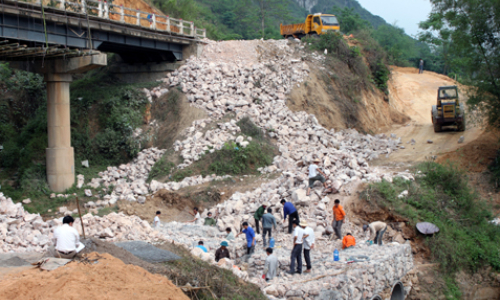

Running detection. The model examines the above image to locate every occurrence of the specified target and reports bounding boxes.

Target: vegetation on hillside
[0,58,156,206]
[420,0,500,130]
[362,162,500,298]
[148,117,276,182]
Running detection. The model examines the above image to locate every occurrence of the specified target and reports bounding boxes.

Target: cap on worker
[221,241,228,247]
[314,158,320,163]
[363,225,368,231]
[299,221,308,227]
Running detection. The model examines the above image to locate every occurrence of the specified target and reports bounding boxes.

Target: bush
[362,162,500,276]
[489,149,500,190]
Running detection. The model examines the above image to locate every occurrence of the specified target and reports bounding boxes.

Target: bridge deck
[0,0,205,62]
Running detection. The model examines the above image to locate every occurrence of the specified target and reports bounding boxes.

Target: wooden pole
[75,197,86,239]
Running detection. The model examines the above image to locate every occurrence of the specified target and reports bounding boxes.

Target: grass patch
[149,117,277,183]
[361,162,500,298]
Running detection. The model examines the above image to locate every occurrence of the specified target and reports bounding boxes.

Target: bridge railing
[21,0,206,39]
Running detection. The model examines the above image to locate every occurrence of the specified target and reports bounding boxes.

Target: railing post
[120,5,124,23]
[191,21,194,36]
[166,15,170,32]
[152,14,156,29]
[104,1,109,19]
[81,0,86,14]
[59,0,65,10]
[136,12,140,26]
[36,0,41,5]
[97,0,102,17]
[203,29,206,38]
[179,19,184,35]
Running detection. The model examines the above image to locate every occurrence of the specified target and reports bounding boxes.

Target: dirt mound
[0,252,189,300]
[150,90,207,150]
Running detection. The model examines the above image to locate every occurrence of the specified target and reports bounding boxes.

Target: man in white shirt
[187,207,203,225]
[154,211,161,228]
[287,220,304,274]
[300,221,315,273]
[51,216,82,259]
[306,158,328,196]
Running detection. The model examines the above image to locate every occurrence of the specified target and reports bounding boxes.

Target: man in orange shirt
[342,233,355,249]
[332,199,345,240]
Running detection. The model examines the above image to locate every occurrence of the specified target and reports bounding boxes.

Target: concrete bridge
[0,0,205,192]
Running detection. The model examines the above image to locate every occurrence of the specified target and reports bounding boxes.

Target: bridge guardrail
[19,0,206,39]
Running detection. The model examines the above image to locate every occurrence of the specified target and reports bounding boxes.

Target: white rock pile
[0,193,159,253]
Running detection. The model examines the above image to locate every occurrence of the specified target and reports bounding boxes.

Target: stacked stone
[0,193,159,253]
[157,211,413,300]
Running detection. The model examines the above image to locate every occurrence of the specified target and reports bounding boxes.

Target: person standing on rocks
[154,211,161,228]
[288,220,304,275]
[204,212,217,226]
[264,247,278,281]
[419,59,424,74]
[50,216,83,259]
[342,233,356,250]
[236,222,256,255]
[301,221,315,273]
[215,241,231,262]
[332,199,346,240]
[253,203,268,234]
[306,158,328,196]
[262,207,277,248]
[187,207,202,225]
[363,221,387,245]
[281,199,300,234]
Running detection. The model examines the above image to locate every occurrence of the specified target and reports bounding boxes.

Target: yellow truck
[280,13,340,39]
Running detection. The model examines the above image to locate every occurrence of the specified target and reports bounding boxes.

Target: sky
[356,0,433,37]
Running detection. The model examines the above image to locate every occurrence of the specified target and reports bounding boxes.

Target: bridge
[0,0,206,192]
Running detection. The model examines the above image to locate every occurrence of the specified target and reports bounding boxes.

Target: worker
[281,199,300,234]
[287,220,304,275]
[306,158,328,196]
[419,59,424,74]
[363,221,388,245]
[262,207,277,248]
[196,241,208,253]
[225,227,235,241]
[51,216,84,259]
[254,203,268,234]
[342,233,356,249]
[215,241,230,262]
[187,207,202,225]
[300,220,315,273]
[263,247,278,281]
[153,211,161,228]
[204,212,217,226]
[332,199,346,240]
[236,222,255,255]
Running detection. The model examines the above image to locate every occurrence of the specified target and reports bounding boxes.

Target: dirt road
[374,67,484,165]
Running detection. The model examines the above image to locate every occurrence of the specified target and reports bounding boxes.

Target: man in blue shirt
[236,222,255,255]
[281,199,300,234]
[196,241,208,253]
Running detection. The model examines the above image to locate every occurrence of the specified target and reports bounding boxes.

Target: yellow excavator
[280,13,340,39]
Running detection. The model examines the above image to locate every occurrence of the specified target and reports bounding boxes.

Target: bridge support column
[10,54,107,192]
[45,73,74,192]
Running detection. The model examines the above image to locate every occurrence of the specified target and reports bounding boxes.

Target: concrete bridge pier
[12,54,107,192]
[45,73,74,192]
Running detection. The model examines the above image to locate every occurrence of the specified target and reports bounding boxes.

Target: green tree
[253,0,291,38]
[330,6,371,34]
[420,0,500,128]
